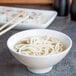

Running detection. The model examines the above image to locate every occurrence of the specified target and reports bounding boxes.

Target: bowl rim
[7,29,72,58]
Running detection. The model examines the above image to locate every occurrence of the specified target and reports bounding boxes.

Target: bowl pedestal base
[27,66,53,74]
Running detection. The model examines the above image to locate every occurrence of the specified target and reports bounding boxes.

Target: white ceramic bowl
[7,29,72,74]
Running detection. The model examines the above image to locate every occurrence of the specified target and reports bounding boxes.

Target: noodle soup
[14,36,66,56]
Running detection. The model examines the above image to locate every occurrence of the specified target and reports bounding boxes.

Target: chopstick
[0,15,29,36]
[0,10,25,31]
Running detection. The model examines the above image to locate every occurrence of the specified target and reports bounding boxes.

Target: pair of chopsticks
[0,10,29,36]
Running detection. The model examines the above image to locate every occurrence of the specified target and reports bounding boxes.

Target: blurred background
[0,0,72,9]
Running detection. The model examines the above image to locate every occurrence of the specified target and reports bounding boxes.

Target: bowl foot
[27,66,53,74]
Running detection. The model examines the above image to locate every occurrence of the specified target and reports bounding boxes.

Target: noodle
[14,36,66,56]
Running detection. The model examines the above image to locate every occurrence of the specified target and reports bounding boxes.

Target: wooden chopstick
[0,10,25,31]
[0,15,29,36]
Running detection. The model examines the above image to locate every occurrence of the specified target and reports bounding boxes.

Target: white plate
[0,6,57,29]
